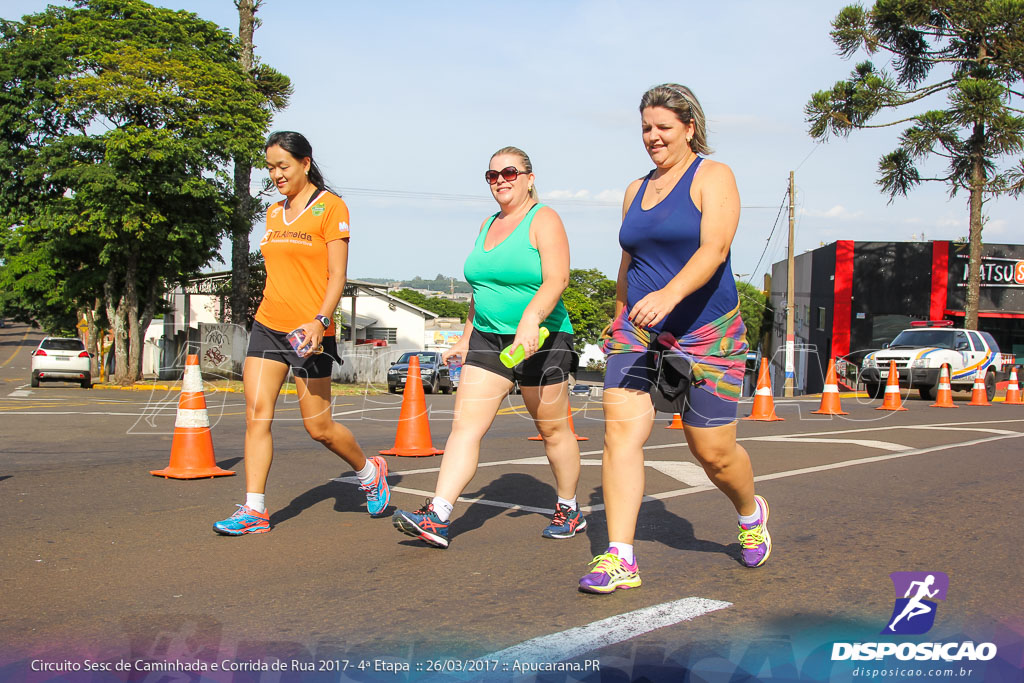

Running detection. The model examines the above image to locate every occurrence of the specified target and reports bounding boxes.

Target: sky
[1,0,1019,285]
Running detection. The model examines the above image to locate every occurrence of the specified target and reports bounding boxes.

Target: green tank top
[463,204,573,335]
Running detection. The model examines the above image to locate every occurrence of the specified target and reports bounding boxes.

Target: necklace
[651,152,696,193]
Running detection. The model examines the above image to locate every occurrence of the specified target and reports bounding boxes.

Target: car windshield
[888,330,956,350]
[41,339,85,351]
[398,352,437,364]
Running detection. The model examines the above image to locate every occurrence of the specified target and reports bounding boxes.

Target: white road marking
[481,597,731,664]
[648,461,712,485]
[7,390,31,398]
[746,436,911,452]
[359,428,1023,514]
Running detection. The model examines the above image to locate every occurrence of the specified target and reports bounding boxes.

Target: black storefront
[768,240,1024,395]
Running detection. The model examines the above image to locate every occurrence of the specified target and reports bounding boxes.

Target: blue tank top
[619,157,739,335]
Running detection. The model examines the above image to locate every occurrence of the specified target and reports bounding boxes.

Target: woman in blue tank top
[579,85,773,594]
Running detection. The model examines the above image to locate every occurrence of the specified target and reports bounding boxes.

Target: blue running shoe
[738,494,772,568]
[542,503,588,539]
[392,500,449,548]
[359,455,391,517]
[213,504,270,535]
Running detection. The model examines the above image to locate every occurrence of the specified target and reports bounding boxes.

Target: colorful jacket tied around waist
[602,304,748,401]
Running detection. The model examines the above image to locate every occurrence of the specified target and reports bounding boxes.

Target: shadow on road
[0,476,11,483]
[271,472,406,527]
[455,472,553,539]
[583,487,735,562]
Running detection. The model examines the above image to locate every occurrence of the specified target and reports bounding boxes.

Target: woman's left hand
[510,321,541,361]
[299,321,325,355]
[628,287,682,329]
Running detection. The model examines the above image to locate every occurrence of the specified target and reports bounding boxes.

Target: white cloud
[594,189,624,203]
[543,189,592,200]
[541,189,623,205]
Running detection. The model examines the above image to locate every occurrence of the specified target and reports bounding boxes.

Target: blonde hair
[491,146,538,200]
[639,84,712,155]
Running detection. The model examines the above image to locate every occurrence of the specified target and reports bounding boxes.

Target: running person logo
[883,571,948,635]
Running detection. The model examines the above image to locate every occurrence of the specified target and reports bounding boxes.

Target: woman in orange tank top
[212,131,390,536]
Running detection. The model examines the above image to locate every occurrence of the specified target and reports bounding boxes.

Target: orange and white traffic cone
[812,359,848,415]
[744,358,783,421]
[380,354,443,457]
[876,360,908,411]
[151,354,235,479]
[529,403,588,441]
[966,368,990,406]
[665,413,684,429]
[930,363,957,408]
[1003,366,1022,405]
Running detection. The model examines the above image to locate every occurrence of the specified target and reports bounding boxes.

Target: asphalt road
[2,322,1022,682]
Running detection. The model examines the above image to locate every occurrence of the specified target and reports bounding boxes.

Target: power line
[338,186,780,209]
[746,187,790,286]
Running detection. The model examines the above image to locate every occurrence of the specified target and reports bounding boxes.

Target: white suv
[860,321,1008,401]
[31,337,92,389]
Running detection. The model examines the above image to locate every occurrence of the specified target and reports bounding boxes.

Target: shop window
[817,307,826,331]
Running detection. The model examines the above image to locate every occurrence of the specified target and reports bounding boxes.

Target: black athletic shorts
[246,320,340,379]
[464,328,578,387]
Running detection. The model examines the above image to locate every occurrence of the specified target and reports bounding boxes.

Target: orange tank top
[255,190,349,334]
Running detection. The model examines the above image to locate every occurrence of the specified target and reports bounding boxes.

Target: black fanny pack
[650,336,699,414]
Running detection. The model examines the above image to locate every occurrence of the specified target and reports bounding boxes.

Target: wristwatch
[314,314,331,330]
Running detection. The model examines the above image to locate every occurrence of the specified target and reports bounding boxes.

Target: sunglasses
[485,166,528,184]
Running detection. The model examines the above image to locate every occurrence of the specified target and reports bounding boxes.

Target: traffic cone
[380,355,443,457]
[1003,366,1022,405]
[966,368,990,406]
[876,360,908,411]
[529,403,588,441]
[812,359,848,415]
[744,359,784,421]
[665,413,684,429]
[930,363,957,408]
[151,354,235,479]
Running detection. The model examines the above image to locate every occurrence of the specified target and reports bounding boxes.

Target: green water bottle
[500,327,550,368]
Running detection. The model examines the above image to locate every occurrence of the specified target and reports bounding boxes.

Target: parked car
[31,337,92,388]
[387,351,452,394]
[860,320,1008,400]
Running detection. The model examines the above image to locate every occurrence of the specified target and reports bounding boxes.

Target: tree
[0,0,273,382]
[805,1,1024,330]
[229,0,291,328]
[736,280,767,350]
[390,288,470,321]
[562,268,616,351]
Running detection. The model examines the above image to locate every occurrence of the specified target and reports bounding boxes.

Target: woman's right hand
[442,338,469,365]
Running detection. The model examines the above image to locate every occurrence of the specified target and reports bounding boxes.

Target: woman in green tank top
[392,146,587,549]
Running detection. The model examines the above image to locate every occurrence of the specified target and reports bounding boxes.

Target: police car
[860,321,1009,401]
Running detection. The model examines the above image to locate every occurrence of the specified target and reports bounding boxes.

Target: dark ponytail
[264,130,336,194]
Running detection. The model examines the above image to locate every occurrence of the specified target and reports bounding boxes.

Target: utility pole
[784,171,796,398]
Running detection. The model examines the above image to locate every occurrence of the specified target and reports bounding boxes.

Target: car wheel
[985,370,997,401]
[426,377,438,394]
[31,372,39,388]
[388,385,399,394]
[919,383,937,401]
[440,383,451,394]
[81,372,92,389]
[865,383,884,399]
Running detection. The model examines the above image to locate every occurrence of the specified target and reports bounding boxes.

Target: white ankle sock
[738,508,761,527]
[609,542,634,564]
[431,497,454,522]
[245,492,266,514]
[557,496,577,511]
[355,458,377,486]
